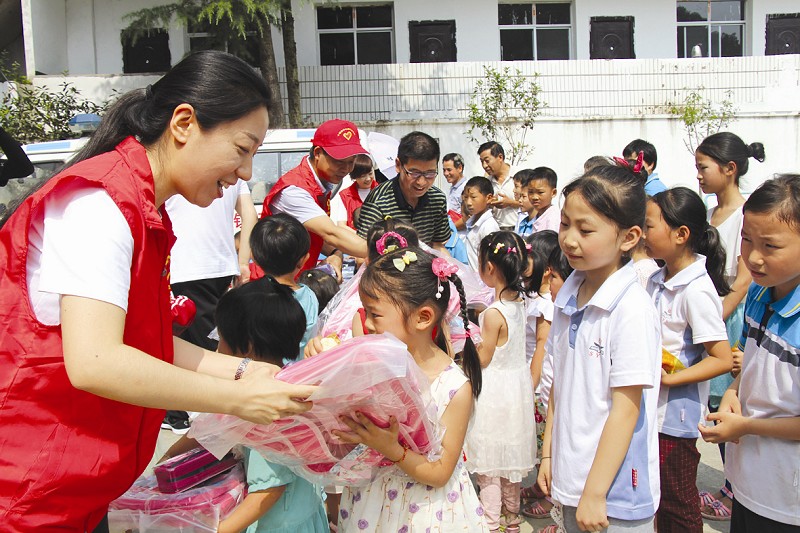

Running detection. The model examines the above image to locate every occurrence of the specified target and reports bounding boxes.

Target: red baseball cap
[312,119,368,160]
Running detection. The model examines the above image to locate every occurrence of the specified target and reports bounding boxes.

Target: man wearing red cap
[261,119,369,278]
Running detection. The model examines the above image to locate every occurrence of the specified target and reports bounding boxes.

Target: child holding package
[644,187,733,532]
[465,176,501,271]
[250,214,318,362]
[466,231,536,533]
[699,174,800,533]
[538,165,661,533]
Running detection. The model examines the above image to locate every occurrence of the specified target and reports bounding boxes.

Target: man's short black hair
[442,152,464,169]
[477,141,505,159]
[397,131,440,165]
[623,139,657,170]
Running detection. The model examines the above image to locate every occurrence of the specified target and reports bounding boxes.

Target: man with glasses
[357,131,451,254]
[262,119,369,278]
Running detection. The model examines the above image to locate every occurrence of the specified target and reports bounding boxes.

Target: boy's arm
[701,375,800,442]
[217,487,286,533]
[576,385,643,532]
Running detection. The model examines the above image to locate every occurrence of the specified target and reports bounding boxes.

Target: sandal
[521,484,547,500]
[538,526,559,533]
[499,512,522,533]
[522,498,552,519]
[698,490,716,508]
[701,498,732,521]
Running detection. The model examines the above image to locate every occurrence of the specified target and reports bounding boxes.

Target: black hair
[743,174,800,232]
[524,230,560,295]
[583,155,615,173]
[250,213,311,276]
[215,276,306,365]
[696,132,766,185]
[300,268,341,313]
[547,245,573,283]
[359,248,482,398]
[442,153,464,169]
[649,188,731,296]
[69,50,268,168]
[478,231,530,300]
[477,141,505,159]
[525,166,558,190]
[623,139,658,171]
[464,176,494,196]
[365,218,420,262]
[350,154,374,180]
[397,131,440,165]
[564,164,647,235]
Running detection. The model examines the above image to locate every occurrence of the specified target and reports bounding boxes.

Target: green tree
[667,88,737,154]
[466,66,545,166]
[0,57,106,143]
[124,0,304,128]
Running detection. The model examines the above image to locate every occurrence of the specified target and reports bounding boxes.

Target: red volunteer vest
[261,156,331,273]
[0,137,175,530]
[338,180,376,230]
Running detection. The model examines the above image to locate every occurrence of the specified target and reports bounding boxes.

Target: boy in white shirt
[464,176,500,271]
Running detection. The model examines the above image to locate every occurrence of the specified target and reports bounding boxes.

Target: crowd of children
[152,130,797,533]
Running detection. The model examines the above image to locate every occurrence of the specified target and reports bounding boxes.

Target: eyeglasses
[402,164,438,181]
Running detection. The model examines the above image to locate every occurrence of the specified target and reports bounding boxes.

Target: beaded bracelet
[234,358,252,381]
[392,444,411,464]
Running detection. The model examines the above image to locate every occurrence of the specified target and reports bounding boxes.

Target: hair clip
[375,231,408,255]
[493,242,504,254]
[507,246,517,254]
[431,257,459,299]
[392,251,417,272]
[525,243,532,252]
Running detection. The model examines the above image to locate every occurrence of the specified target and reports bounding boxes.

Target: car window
[249,150,307,205]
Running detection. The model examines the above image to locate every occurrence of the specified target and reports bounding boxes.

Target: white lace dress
[465,299,536,482]
[338,362,489,532]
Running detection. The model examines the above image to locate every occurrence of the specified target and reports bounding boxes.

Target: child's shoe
[499,512,522,533]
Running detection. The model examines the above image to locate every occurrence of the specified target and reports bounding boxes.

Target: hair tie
[432,257,459,299]
[145,84,154,100]
[376,231,408,255]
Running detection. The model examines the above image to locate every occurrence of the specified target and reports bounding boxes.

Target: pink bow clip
[431,257,459,281]
[507,246,517,254]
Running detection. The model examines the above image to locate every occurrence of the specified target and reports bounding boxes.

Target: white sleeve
[36,186,133,315]
[329,194,347,224]
[270,186,327,224]
[685,280,729,344]
[236,178,251,197]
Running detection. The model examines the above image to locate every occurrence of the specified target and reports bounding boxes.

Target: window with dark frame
[186,19,260,67]
[317,5,394,65]
[677,0,744,58]
[498,3,572,61]
[766,13,800,55]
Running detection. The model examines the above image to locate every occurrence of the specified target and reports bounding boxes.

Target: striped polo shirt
[356,178,451,245]
[726,283,800,526]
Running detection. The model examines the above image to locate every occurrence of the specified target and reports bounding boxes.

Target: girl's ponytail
[449,273,482,399]
[748,142,766,163]
[650,187,732,296]
[696,132,765,183]
[698,223,732,296]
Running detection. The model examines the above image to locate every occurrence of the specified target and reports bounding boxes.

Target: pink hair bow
[432,258,459,299]
[507,246,517,253]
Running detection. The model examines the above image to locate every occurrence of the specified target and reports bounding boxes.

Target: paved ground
[150,429,731,532]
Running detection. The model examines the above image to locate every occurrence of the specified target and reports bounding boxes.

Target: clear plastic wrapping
[108,462,246,533]
[190,334,442,487]
[314,267,363,341]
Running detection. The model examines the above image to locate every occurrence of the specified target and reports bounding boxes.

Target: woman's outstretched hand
[233,366,316,425]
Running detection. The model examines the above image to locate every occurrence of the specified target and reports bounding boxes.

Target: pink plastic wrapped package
[190,334,441,487]
[314,267,363,341]
[107,462,246,533]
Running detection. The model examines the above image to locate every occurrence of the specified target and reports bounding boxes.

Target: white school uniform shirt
[466,209,500,271]
[547,262,661,520]
[531,204,561,234]
[646,255,728,438]
[727,284,800,526]
[707,207,743,287]
[525,293,554,366]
